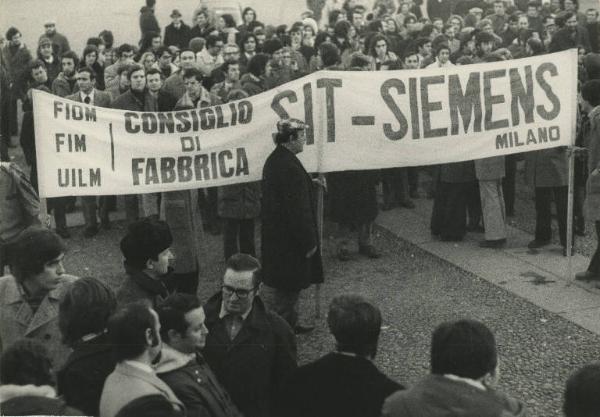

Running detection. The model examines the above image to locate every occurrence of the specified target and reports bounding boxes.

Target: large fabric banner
[34,50,578,197]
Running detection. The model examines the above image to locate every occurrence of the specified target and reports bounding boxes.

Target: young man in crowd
[104,44,136,92]
[163,48,198,100]
[116,218,175,307]
[563,363,600,417]
[66,66,112,237]
[206,43,241,90]
[0,339,82,415]
[0,228,77,369]
[156,293,243,417]
[280,294,404,417]
[99,302,183,417]
[57,277,117,416]
[210,61,242,103]
[202,254,297,417]
[197,34,224,77]
[111,63,151,223]
[382,319,526,416]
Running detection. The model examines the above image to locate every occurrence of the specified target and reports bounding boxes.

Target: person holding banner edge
[66,66,112,238]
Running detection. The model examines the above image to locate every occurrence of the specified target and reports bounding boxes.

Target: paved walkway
[376,197,600,335]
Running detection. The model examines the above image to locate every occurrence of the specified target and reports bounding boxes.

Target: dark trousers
[382,168,410,207]
[0,96,11,161]
[503,154,517,215]
[431,181,469,240]
[199,187,219,230]
[50,197,70,230]
[408,167,419,194]
[82,196,110,229]
[467,181,482,227]
[588,221,600,274]
[223,218,255,260]
[534,186,572,247]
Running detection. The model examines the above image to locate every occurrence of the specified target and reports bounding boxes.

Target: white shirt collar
[80,89,95,103]
[218,301,252,320]
[444,374,487,391]
[123,359,154,374]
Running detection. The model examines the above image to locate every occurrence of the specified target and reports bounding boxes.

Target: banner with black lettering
[33,49,577,197]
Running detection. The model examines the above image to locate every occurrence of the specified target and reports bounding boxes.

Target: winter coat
[549,26,591,53]
[475,156,505,181]
[261,145,324,292]
[0,384,82,416]
[0,162,40,243]
[0,274,78,370]
[38,54,61,85]
[1,44,33,96]
[218,182,261,219]
[111,89,150,112]
[328,170,380,225]
[39,32,70,55]
[279,352,404,417]
[57,332,116,417]
[440,160,477,183]
[382,374,526,417]
[100,362,183,417]
[203,293,297,417]
[66,89,112,108]
[115,262,173,308]
[156,344,243,417]
[51,72,79,98]
[164,22,192,49]
[427,0,455,21]
[241,73,266,96]
[139,6,160,39]
[524,147,569,188]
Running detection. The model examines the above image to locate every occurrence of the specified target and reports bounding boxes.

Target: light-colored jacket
[0,274,78,369]
[475,156,505,181]
[99,362,183,417]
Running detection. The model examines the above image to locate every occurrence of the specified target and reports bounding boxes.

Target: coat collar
[124,262,170,298]
[204,292,271,343]
[63,332,112,368]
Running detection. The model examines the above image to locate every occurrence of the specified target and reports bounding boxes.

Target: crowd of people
[0,225,598,417]
[2,0,600,415]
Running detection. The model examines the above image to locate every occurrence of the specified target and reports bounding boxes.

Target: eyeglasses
[222,285,256,298]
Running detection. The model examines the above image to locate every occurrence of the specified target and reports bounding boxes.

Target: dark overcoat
[57,333,116,417]
[261,145,324,291]
[202,293,297,417]
[328,170,379,225]
[279,352,404,417]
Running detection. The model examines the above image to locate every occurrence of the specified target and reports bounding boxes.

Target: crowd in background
[2,0,600,415]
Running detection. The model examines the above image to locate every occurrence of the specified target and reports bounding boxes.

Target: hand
[312,177,327,191]
[306,246,317,258]
[568,146,587,156]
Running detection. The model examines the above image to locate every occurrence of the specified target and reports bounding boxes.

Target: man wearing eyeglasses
[202,253,297,417]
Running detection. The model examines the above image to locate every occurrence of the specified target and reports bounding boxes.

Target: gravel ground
[52,213,600,417]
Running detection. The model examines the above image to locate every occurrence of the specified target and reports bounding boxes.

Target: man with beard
[38,19,70,56]
[99,302,183,417]
[549,11,591,52]
[116,218,175,308]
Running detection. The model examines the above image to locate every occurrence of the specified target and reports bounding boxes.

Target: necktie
[84,96,91,104]
[225,314,243,340]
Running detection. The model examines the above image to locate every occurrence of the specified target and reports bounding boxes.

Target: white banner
[34,50,578,197]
